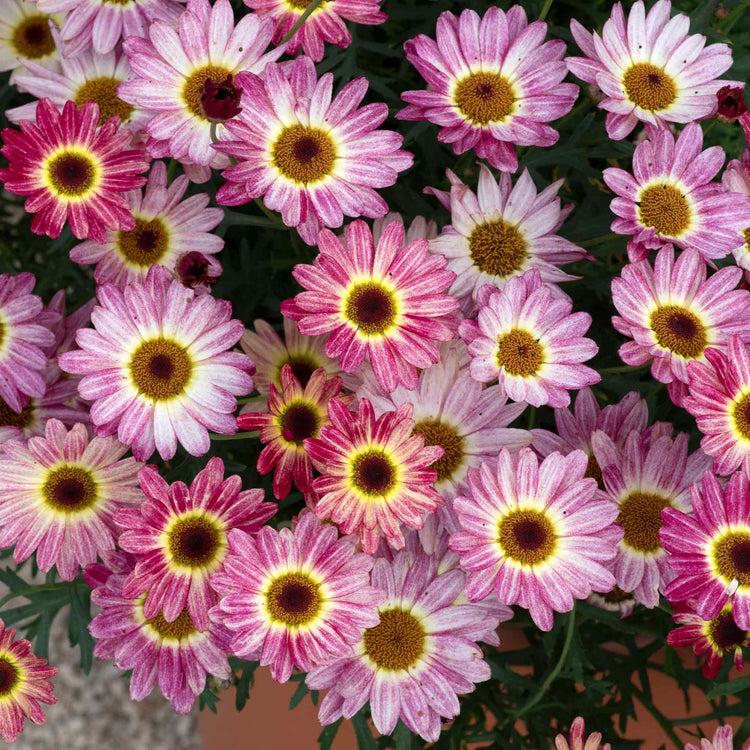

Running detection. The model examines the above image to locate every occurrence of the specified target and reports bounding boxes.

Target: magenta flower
[566,0,739,140]
[282,220,458,393]
[662,470,750,630]
[211,512,383,683]
[215,57,414,245]
[399,7,577,173]
[59,265,254,460]
[459,270,600,408]
[0,99,149,242]
[602,122,750,260]
[116,458,275,631]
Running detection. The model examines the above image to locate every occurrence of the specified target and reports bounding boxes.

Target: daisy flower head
[118,0,284,169]
[426,165,587,315]
[587,587,637,619]
[0,420,144,581]
[602,122,750,260]
[0,618,57,743]
[555,717,611,750]
[721,155,750,280]
[244,0,386,63]
[662,469,750,630]
[0,99,150,243]
[668,600,748,679]
[304,398,444,554]
[210,512,384,682]
[357,339,531,498]
[459,270,600,408]
[69,160,224,287]
[215,57,414,245]
[0,0,61,79]
[116,458,276,631]
[450,447,621,631]
[398,7,578,173]
[369,211,437,245]
[306,547,495,742]
[685,336,750,477]
[684,725,734,750]
[58,264,254,461]
[611,245,750,402]
[88,552,231,714]
[239,366,352,500]
[566,0,740,140]
[592,427,711,608]
[281,219,458,393]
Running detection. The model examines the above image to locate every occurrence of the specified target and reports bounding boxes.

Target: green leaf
[199,685,220,714]
[351,712,377,750]
[393,721,414,750]
[289,680,309,710]
[67,586,94,675]
[317,718,342,750]
[707,675,750,699]
[230,658,258,712]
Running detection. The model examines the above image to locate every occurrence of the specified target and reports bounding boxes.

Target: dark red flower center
[710,609,748,651]
[118,217,169,267]
[130,338,192,400]
[42,466,97,512]
[0,658,18,696]
[717,86,747,121]
[176,251,218,289]
[200,74,242,123]
[272,125,336,184]
[498,509,557,565]
[281,402,319,444]
[714,532,750,586]
[266,573,321,626]
[351,450,396,496]
[283,356,317,388]
[344,282,397,335]
[167,515,224,568]
[47,152,97,197]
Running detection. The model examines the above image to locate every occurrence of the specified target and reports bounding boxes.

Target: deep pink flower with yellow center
[238,365,352,500]
[0,618,57,743]
[282,220,458,394]
[116,457,277,632]
[398,7,577,173]
[304,398,444,554]
[0,99,149,243]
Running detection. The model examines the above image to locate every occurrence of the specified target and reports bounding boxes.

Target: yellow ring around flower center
[265,572,323,626]
[42,147,101,201]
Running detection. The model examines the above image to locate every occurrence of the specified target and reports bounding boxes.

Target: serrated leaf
[351,712,377,750]
[289,679,308,710]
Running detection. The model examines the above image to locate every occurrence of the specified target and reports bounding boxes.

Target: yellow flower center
[145,607,197,641]
[638,184,691,238]
[129,338,192,401]
[0,656,18,697]
[280,401,320,445]
[343,281,398,336]
[585,453,604,491]
[74,77,134,126]
[733,394,750,441]
[623,63,676,111]
[496,329,543,377]
[272,125,336,184]
[708,605,748,652]
[412,419,464,484]
[45,150,99,199]
[743,227,750,254]
[498,509,557,566]
[454,71,515,125]
[649,305,707,359]
[363,608,425,670]
[11,15,56,59]
[117,217,170,267]
[617,492,672,553]
[350,449,397,497]
[42,466,98,513]
[265,573,322,626]
[182,65,233,119]
[167,515,225,570]
[713,531,750,587]
[469,219,527,278]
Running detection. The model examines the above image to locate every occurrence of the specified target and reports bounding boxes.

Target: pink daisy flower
[370,212,437,245]
[306,547,495,742]
[555,717,611,750]
[398,7,578,173]
[602,122,750,260]
[238,365,352,500]
[566,0,739,140]
[34,0,185,57]
[241,317,344,396]
[210,512,383,683]
[592,427,711,608]
[116,458,276,631]
[69,160,224,287]
[668,600,748,679]
[281,220,458,393]
[58,264,254,461]
[87,550,231,714]
[0,0,62,79]
[0,419,144,581]
[684,336,750,476]
[425,166,587,315]
[245,0,385,63]
[684,726,734,750]
[450,447,620,631]
[721,154,750,280]
[662,470,750,630]
[0,618,57,743]
[459,270,600,408]
[118,0,284,169]
[611,245,750,404]
[0,99,150,243]
[304,398,444,554]
[215,57,414,245]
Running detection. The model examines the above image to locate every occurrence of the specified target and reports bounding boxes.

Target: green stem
[630,684,682,749]
[0,581,83,609]
[209,431,259,441]
[515,605,576,718]
[538,0,554,21]
[254,198,284,225]
[578,232,619,248]
[599,363,649,375]
[281,0,326,44]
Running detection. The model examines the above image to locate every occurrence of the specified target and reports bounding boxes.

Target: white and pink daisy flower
[58,264,254,461]
[0,420,144,581]
[245,0,386,63]
[211,512,383,683]
[425,165,587,314]
[87,550,231,714]
[306,547,496,742]
[398,7,578,173]
[450,447,621,631]
[721,153,750,280]
[305,398,444,554]
[69,161,224,287]
[370,212,437,245]
[459,270,600,408]
[566,0,739,140]
[118,0,284,170]
[602,122,750,260]
[0,0,61,79]
[215,57,414,245]
[0,99,150,243]
[555,717,611,750]
[116,458,276,632]
[611,245,750,405]
[591,427,711,608]
[662,469,750,630]
[282,220,458,393]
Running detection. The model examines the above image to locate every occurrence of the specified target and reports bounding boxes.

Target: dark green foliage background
[1,0,749,746]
